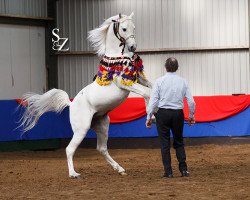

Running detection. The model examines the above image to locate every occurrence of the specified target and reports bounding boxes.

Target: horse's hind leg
[66,105,94,178]
[93,115,126,175]
[66,130,86,178]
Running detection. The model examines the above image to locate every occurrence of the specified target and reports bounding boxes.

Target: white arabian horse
[19,13,152,178]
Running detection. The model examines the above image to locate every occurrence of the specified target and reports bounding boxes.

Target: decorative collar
[96,54,145,86]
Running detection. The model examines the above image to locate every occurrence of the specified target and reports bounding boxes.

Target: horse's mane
[88,14,127,57]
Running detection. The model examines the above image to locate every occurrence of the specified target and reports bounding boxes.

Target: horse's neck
[105,27,133,58]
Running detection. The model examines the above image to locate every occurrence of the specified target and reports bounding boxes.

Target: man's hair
[165,57,179,72]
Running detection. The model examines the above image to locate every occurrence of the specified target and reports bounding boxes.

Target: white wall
[0,24,46,99]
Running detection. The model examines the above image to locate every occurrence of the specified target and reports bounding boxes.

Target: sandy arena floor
[0,144,249,200]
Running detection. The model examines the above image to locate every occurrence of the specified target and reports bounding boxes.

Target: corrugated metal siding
[0,0,47,17]
[58,55,99,97]
[56,0,249,97]
[140,51,250,96]
[56,0,249,51]
[58,51,250,97]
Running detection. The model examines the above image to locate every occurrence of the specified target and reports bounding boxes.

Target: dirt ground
[0,144,249,200]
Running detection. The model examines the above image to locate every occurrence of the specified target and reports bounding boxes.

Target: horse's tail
[19,89,71,132]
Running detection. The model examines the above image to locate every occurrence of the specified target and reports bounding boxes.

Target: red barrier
[17,95,250,123]
[184,95,250,122]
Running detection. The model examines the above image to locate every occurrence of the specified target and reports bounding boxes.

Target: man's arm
[146,80,160,120]
[185,82,196,125]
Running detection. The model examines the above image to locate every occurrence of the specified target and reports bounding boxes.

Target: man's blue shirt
[147,72,195,120]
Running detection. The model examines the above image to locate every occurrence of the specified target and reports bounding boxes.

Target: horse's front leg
[119,81,158,123]
[138,76,153,89]
[119,82,150,106]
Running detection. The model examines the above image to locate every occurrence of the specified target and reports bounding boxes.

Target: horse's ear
[129,12,134,18]
[119,13,122,19]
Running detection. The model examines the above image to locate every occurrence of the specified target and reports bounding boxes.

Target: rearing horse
[19,13,152,178]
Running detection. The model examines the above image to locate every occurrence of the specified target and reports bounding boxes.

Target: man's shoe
[162,173,173,178]
[181,170,190,177]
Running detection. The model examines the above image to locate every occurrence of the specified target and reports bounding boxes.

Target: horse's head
[115,13,137,52]
[88,12,137,56]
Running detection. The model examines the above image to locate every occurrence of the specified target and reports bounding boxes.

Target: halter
[112,18,135,55]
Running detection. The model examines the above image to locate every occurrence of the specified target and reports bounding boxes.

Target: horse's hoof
[119,171,128,176]
[70,175,81,179]
[69,173,81,179]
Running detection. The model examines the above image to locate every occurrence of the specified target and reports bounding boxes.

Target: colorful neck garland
[96,54,145,86]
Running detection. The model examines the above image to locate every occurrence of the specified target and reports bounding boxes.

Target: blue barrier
[0,100,249,141]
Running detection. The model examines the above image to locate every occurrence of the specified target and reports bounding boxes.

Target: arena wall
[0,1,249,146]
[0,24,46,99]
[0,0,47,17]
[56,0,250,97]
[0,0,48,99]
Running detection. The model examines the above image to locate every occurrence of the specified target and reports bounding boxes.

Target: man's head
[165,57,179,72]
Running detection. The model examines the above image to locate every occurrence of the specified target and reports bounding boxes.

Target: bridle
[112,15,135,55]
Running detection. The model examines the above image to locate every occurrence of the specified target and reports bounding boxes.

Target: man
[146,57,195,178]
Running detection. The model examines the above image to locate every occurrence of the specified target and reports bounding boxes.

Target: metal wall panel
[140,51,250,96]
[0,0,47,17]
[56,0,250,97]
[0,0,4,13]
[0,24,46,99]
[56,0,249,51]
[58,51,250,97]
[58,55,99,97]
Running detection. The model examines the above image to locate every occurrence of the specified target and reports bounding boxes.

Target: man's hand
[146,119,153,129]
[188,117,195,126]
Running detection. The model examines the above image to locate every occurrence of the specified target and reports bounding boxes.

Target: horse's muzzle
[129,45,136,52]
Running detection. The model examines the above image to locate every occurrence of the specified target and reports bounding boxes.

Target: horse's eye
[122,28,127,32]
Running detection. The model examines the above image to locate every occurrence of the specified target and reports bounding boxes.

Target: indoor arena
[0,0,249,199]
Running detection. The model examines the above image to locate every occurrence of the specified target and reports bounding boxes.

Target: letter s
[52,28,60,42]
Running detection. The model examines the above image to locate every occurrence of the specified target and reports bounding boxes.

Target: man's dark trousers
[155,108,187,174]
